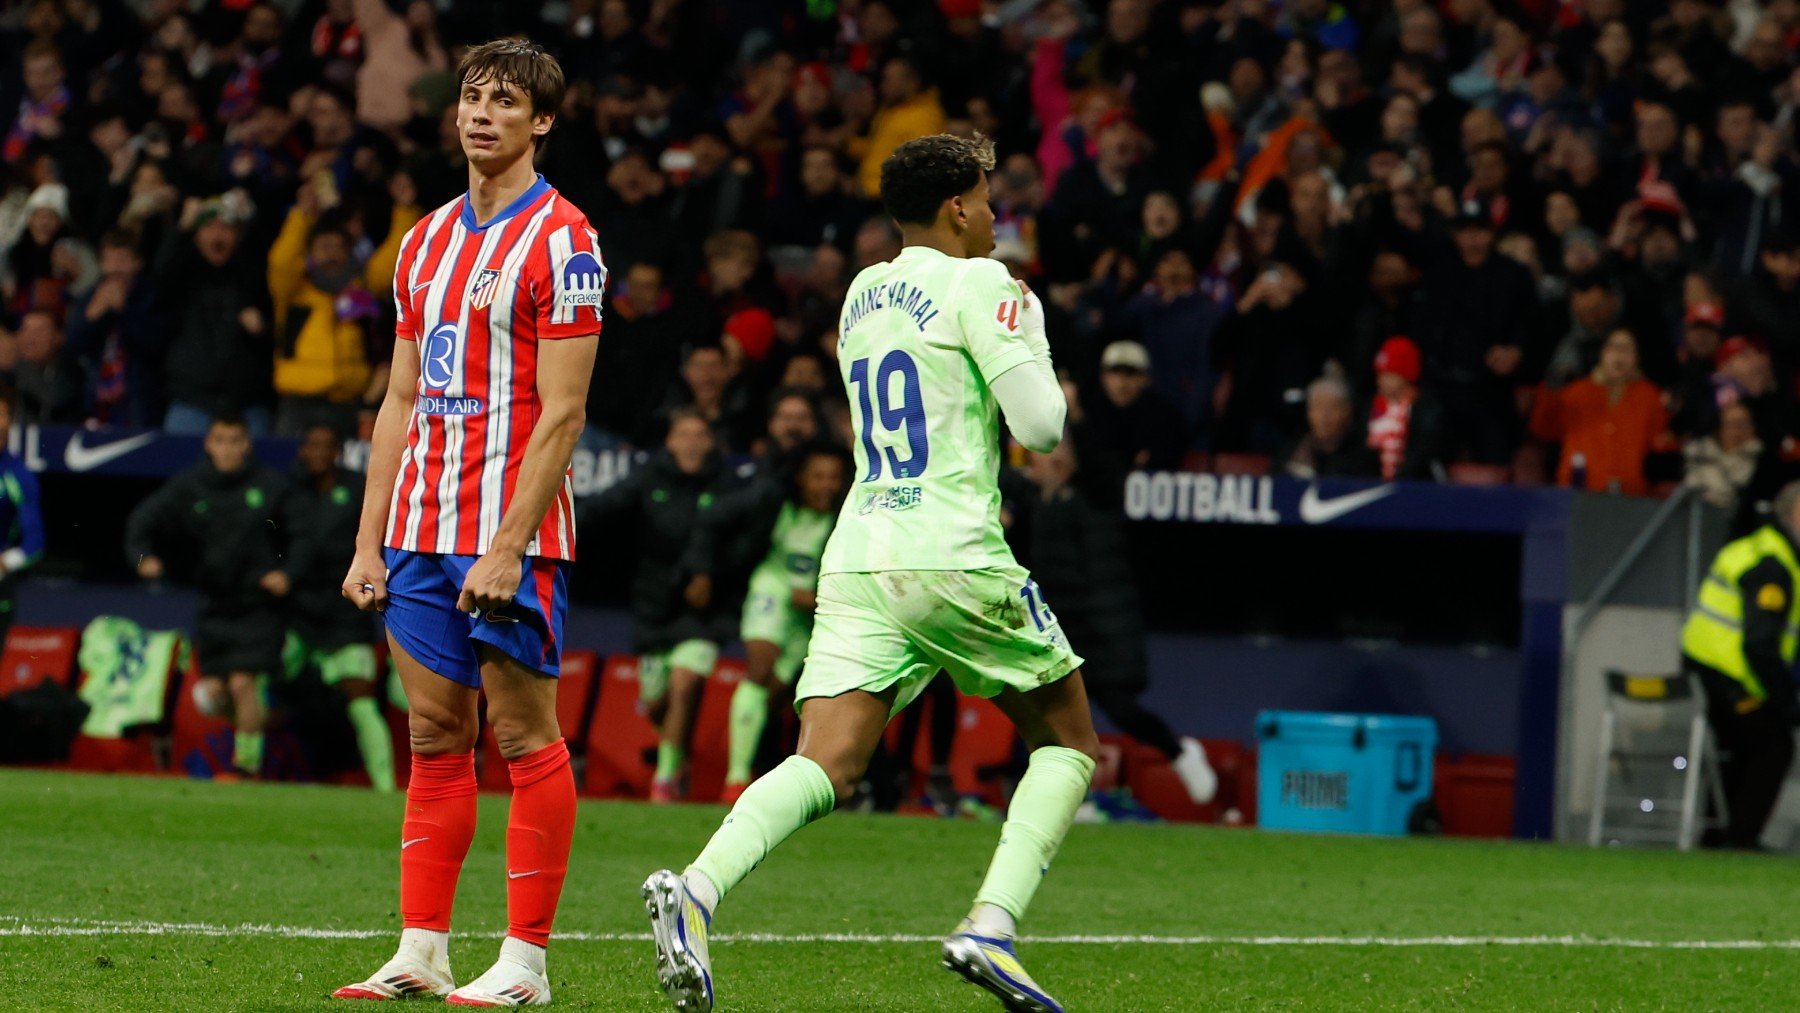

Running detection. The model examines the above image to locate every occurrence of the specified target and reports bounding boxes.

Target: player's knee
[485,704,557,760]
[192,678,230,717]
[408,703,475,755]
[804,750,867,805]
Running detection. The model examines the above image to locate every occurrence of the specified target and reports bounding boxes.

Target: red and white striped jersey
[383,174,604,562]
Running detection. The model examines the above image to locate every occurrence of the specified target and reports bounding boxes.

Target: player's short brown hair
[457,38,566,128]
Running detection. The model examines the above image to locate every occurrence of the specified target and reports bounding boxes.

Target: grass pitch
[1,769,1797,1010]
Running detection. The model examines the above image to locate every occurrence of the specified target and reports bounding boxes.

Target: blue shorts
[382,548,570,687]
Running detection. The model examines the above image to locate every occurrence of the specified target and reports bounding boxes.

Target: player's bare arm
[343,338,420,612]
[455,334,597,614]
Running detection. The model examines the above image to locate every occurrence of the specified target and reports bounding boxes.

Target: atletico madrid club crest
[469,268,501,310]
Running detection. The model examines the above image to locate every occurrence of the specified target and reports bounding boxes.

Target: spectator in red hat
[1530,328,1670,495]
[1709,335,1798,454]
[1366,336,1443,480]
[722,308,776,368]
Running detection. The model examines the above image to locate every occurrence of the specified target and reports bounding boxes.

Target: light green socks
[686,754,837,907]
[656,741,687,780]
[346,696,396,793]
[971,746,1096,927]
[233,731,264,776]
[726,681,771,785]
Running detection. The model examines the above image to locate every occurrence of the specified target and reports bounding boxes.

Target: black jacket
[125,460,287,607]
[579,451,740,650]
[1005,425,1147,691]
[151,229,272,416]
[281,466,370,646]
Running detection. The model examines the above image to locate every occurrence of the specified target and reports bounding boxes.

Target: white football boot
[331,929,455,1001]
[642,869,714,1011]
[444,937,551,1007]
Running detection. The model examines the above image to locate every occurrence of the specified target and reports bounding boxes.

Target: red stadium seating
[1211,452,1271,477]
[168,656,237,777]
[687,657,745,802]
[1112,735,1252,824]
[1434,754,1516,838]
[1448,462,1511,486]
[886,690,1018,806]
[67,734,157,773]
[0,626,78,697]
[583,654,659,798]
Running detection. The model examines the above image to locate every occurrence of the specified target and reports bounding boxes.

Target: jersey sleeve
[954,259,1036,385]
[392,222,422,342]
[534,219,607,340]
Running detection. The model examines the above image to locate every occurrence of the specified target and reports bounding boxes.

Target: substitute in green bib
[1681,479,1800,848]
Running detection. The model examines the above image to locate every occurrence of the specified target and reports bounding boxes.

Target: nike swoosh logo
[1298,484,1396,525]
[411,280,433,294]
[63,431,158,472]
[507,869,539,879]
[401,837,430,849]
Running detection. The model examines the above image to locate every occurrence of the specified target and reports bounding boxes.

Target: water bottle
[1570,452,1588,489]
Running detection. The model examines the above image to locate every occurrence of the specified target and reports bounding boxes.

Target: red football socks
[399,751,478,933]
[505,738,576,947]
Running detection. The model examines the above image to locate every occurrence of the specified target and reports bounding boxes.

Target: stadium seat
[1447,462,1511,486]
[583,654,660,798]
[885,689,1019,806]
[1114,736,1251,824]
[0,626,78,697]
[1211,452,1271,477]
[1179,451,1211,474]
[1434,754,1516,838]
[67,733,158,773]
[947,692,1017,805]
[687,657,745,802]
[476,649,603,792]
[167,657,238,778]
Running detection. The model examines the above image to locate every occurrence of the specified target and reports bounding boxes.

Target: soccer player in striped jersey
[642,134,1100,1013]
[333,39,602,1008]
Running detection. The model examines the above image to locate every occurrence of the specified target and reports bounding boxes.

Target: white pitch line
[3,917,1800,950]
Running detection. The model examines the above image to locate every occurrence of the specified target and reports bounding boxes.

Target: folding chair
[1588,670,1727,850]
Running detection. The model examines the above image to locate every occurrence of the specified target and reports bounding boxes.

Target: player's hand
[137,556,164,581]
[685,574,712,609]
[342,550,388,613]
[790,587,817,612]
[260,570,291,597]
[458,550,523,615]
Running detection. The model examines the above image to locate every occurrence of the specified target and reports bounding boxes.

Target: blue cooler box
[1256,711,1438,835]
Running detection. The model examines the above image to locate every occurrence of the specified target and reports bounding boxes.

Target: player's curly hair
[879,133,997,226]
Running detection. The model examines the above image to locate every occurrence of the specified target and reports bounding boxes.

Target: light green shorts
[741,575,813,685]
[638,638,720,702]
[283,633,378,686]
[798,566,1083,717]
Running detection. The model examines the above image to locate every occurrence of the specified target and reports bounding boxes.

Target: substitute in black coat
[124,416,287,778]
[1008,423,1217,806]
[579,409,740,801]
[277,424,392,792]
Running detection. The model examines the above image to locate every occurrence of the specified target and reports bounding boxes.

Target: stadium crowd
[8,0,1800,517]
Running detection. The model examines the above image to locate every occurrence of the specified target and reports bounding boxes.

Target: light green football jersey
[752,501,835,591]
[821,245,1039,574]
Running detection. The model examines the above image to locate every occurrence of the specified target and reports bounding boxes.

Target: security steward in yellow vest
[1681,481,1800,849]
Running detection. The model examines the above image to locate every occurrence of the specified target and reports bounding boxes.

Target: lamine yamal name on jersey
[840,278,940,342]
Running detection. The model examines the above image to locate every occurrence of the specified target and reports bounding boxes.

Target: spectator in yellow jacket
[849,56,946,197]
[268,174,420,436]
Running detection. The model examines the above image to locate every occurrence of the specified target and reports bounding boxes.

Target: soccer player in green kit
[642,134,1097,1013]
[686,443,850,802]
